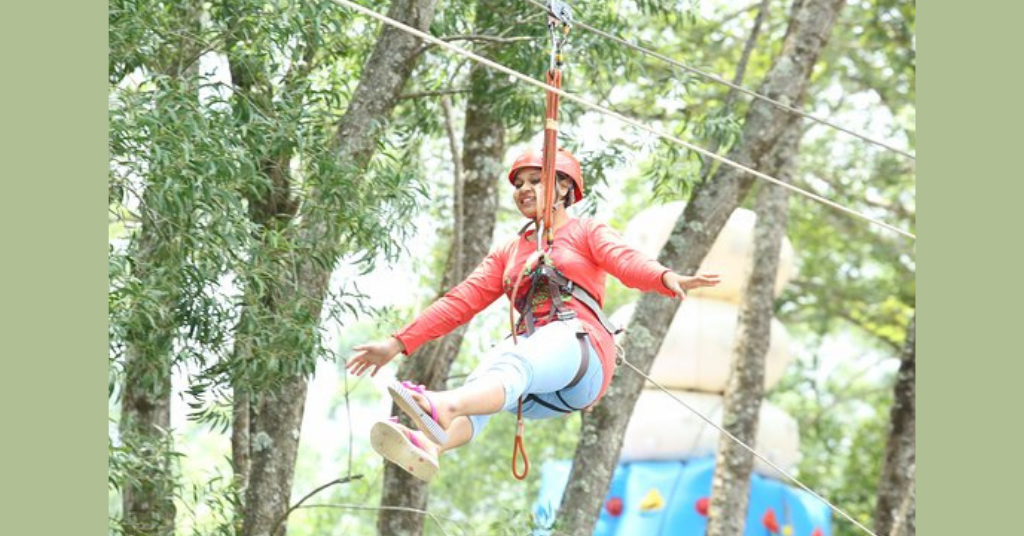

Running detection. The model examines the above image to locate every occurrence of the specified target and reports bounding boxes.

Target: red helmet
[507,147,585,204]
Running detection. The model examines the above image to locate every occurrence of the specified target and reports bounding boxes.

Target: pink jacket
[394,217,675,402]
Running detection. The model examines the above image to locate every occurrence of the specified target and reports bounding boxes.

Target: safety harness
[513,248,621,402]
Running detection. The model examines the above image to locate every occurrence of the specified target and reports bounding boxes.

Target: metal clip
[557,310,578,321]
[547,0,573,26]
[547,1,572,69]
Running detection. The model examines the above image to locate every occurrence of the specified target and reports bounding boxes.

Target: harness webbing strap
[523,263,622,336]
[568,283,621,334]
[521,331,590,415]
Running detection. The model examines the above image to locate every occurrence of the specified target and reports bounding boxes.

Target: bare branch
[717,2,765,28]
[700,0,770,177]
[270,475,364,536]
[415,34,535,57]
[440,34,535,45]
[299,503,465,536]
[398,88,471,100]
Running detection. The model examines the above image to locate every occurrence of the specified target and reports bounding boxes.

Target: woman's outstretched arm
[348,247,508,376]
[586,219,720,299]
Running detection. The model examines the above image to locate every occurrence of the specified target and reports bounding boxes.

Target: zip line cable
[324,0,916,240]
[619,357,880,536]
[524,0,916,160]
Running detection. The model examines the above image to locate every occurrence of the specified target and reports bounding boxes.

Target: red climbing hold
[762,507,780,534]
[606,497,623,517]
[811,528,824,536]
[695,497,709,516]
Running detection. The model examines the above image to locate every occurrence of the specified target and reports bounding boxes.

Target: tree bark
[553,1,846,533]
[225,8,301,499]
[874,314,916,536]
[235,2,440,536]
[120,225,177,535]
[706,126,799,536]
[376,50,504,536]
[119,3,205,530]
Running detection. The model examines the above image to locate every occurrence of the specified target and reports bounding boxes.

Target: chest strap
[519,263,622,337]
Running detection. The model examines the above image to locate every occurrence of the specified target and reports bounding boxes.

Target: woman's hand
[346,337,405,377]
[661,272,722,300]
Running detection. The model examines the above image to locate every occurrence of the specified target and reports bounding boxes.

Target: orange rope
[539,68,562,248]
[508,249,541,345]
[512,397,530,480]
[510,48,564,483]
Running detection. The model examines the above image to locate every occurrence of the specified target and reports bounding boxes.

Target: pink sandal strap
[388,416,428,451]
[399,380,439,422]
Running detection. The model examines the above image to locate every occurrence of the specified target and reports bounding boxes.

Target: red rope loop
[511,397,530,480]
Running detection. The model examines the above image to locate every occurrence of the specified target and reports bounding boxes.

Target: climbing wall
[535,458,831,536]
[534,203,831,536]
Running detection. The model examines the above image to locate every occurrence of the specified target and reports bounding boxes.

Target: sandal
[388,381,449,445]
[370,418,440,482]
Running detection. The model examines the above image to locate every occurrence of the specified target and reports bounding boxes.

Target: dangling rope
[539,67,561,250]
[511,397,530,480]
[511,1,573,481]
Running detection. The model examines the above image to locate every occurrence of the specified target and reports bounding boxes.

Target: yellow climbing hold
[782,525,793,536]
[639,488,665,512]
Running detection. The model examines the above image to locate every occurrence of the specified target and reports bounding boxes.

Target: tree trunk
[119,3,205,529]
[226,14,301,498]
[706,126,799,536]
[233,387,252,492]
[888,463,915,536]
[231,150,295,503]
[241,376,309,536]
[553,0,846,533]
[874,314,916,536]
[120,226,177,535]
[377,55,504,536]
[237,2,440,536]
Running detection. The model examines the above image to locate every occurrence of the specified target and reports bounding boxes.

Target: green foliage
[770,339,896,536]
[109,426,185,534]
[109,0,915,533]
[110,0,432,531]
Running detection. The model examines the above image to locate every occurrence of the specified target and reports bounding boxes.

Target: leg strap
[564,331,590,389]
[520,331,592,414]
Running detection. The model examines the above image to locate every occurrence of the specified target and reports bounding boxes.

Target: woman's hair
[556,172,576,208]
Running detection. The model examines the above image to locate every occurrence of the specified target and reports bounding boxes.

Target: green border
[0,1,104,534]
[3,0,1017,534]
[922,1,1023,534]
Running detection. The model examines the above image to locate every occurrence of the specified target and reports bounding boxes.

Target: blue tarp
[533,457,831,536]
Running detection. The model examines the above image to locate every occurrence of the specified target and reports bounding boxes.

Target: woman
[347,147,720,481]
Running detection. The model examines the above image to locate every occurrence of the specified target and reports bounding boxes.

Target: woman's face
[512,168,569,219]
